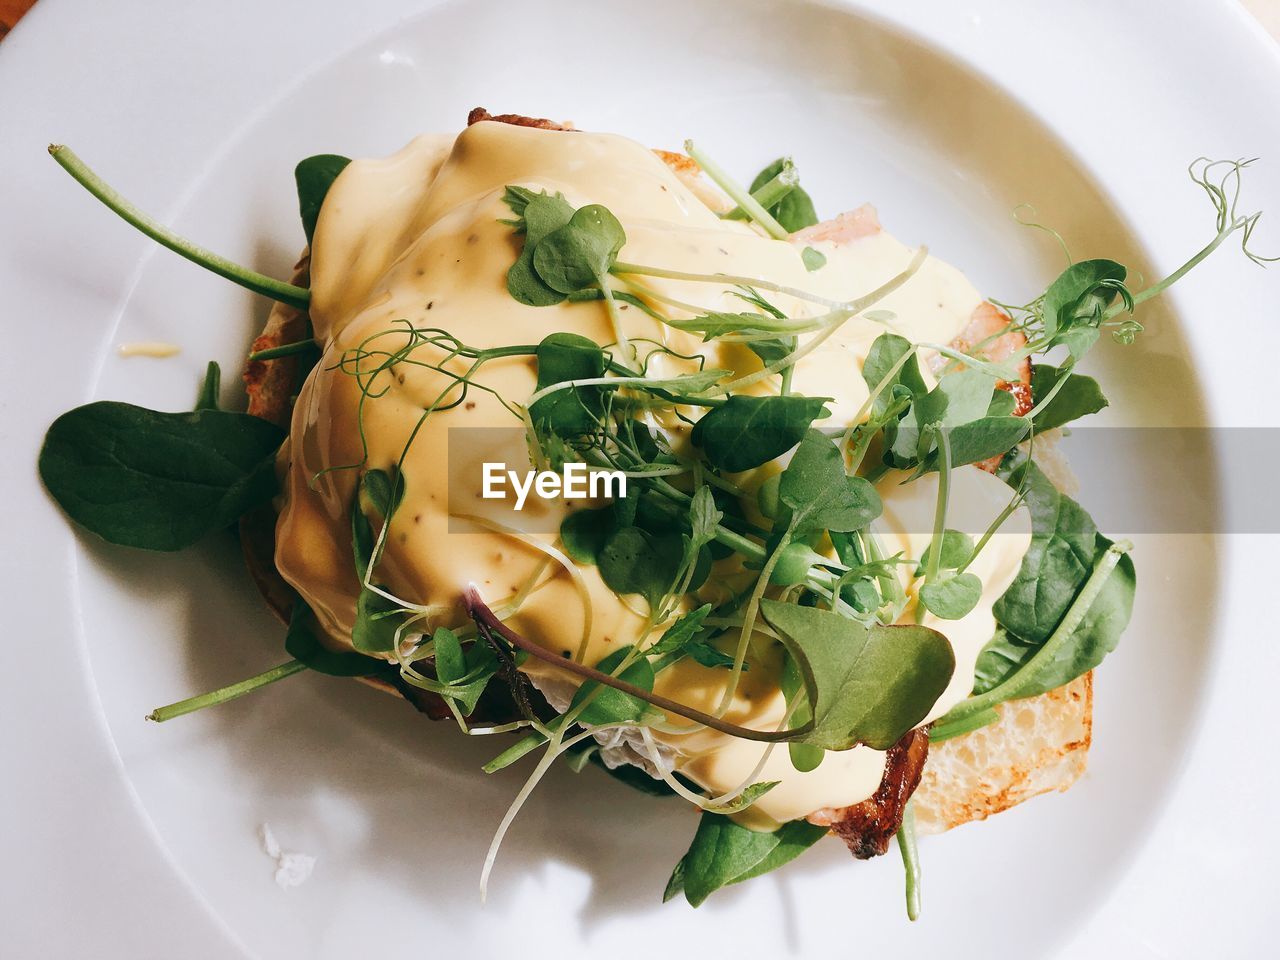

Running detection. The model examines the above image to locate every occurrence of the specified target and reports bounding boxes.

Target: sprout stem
[249,339,320,361]
[897,802,922,921]
[48,145,311,309]
[684,140,790,240]
[1110,222,1233,317]
[146,659,307,722]
[712,247,928,396]
[722,162,798,222]
[923,428,952,586]
[611,261,845,310]
[927,706,999,742]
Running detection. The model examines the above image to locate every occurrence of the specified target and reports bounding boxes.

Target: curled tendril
[1011,203,1073,267]
[312,320,528,485]
[1188,157,1278,266]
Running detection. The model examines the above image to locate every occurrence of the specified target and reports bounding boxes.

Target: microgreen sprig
[49,145,311,309]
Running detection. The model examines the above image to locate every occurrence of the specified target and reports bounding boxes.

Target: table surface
[1246,0,1280,36]
[0,0,33,40]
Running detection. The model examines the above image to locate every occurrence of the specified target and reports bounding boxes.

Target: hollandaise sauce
[274,121,1031,827]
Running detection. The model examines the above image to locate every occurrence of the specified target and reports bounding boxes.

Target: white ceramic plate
[3,1,1279,956]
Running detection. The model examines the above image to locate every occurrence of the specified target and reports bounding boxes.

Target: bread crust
[244,255,310,430]
[467,107,571,130]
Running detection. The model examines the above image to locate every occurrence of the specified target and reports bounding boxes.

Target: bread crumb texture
[914,672,1092,834]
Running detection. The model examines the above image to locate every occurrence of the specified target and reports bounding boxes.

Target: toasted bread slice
[913,672,1093,833]
[244,255,310,430]
[240,125,1093,833]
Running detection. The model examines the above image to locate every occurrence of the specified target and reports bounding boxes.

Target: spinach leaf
[749,158,819,233]
[768,542,830,587]
[991,460,1097,640]
[432,626,466,683]
[988,388,1017,417]
[980,460,1136,695]
[941,415,1031,469]
[285,599,383,677]
[351,588,402,655]
[982,551,1134,694]
[560,505,615,564]
[665,812,828,907]
[1057,326,1101,360]
[777,429,881,535]
[976,539,1134,697]
[888,369,984,464]
[560,467,691,567]
[535,332,607,383]
[295,154,351,245]
[691,395,831,472]
[613,483,640,528]
[759,599,954,750]
[39,401,284,551]
[918,529,974,574]
[360,467,404,518]
[1030,364,1108,430]
[891,370,1030,471]
[934,369,997,424]
[530,332,607,436]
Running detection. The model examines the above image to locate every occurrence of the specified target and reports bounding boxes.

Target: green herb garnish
[39,401,283,551]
